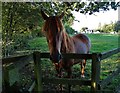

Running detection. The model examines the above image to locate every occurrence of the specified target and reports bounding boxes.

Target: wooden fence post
[3,65,10,92]
[91,53,101,93]
[33,52,42,93]
[3,64,15,92]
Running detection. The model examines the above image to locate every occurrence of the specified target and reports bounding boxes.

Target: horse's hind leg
[66,67,72,78]
[80,59,86,78]
[66,67,72,92]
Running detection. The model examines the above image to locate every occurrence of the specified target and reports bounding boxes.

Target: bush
[65,25,76,35]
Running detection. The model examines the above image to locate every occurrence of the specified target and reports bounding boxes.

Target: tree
[65,24,76,35]
[114,21,120,32]
[99,22,116,33]
[2,2,120,57]
[57,2,119,15]
[81,27,88,33]
[2,2,43,57]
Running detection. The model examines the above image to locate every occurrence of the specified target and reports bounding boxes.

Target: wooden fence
[2,48,120,93]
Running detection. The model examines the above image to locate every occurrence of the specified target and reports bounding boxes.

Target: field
[27,33,120,91]
[28,33,119,53]
[2,33,120,92]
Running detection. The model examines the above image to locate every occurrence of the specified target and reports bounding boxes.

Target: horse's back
[72,34,91,54]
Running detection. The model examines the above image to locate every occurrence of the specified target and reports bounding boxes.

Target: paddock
[2,48,120,93]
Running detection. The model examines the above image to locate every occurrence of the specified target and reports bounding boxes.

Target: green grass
[28,37,48,51]
[7,34,119,92]
[86,34,119,53]
[27,34,120,91]
[28,34,119,53]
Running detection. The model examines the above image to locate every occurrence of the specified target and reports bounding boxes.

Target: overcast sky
[71,9,118,31]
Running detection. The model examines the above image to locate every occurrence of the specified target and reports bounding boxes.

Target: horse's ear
[59,12,64,19]
[41,10,49,20]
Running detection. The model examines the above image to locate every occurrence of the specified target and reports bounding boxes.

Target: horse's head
[41,10,64,63]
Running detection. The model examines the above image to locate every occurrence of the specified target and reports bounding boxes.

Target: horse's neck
[61,32,74,53]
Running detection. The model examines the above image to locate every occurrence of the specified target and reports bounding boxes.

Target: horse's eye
[47,39,52,43]
[60,28,62,32]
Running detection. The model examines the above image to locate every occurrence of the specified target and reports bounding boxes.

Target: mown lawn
[87,34,119,53]
[28,33,119,53]
[27,33,120,91]
[5,33,119,92]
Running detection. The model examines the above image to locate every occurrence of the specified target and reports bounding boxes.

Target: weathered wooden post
[3,63,15,92]
[33,52,42,93]
[91,53,101,93]
[3,65,10,92]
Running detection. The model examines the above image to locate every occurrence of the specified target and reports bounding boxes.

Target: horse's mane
[42,16,64,33]
[41,11,91,78]
[42,16,73,53]
[61,31,74,53]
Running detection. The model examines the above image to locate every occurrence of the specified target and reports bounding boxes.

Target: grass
[5,33,119,92]
[86,34,119,53]
[27,33,120,91]
[28,37,48,51]
[28,33,119,53]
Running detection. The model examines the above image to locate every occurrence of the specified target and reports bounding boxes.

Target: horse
[41,10,91,78]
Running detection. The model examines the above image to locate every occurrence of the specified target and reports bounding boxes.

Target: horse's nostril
[50,53,62,62]
[59,54,62,60]
[50,55,53,60]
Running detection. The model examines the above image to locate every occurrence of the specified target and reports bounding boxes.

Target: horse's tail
[87,37,91,53]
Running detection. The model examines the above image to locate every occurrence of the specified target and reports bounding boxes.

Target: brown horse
[41,10,91,78]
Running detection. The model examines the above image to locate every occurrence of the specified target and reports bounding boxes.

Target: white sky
[71,9,118,31]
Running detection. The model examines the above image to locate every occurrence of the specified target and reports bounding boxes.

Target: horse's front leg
[66,67,72,78]
[54,63,62,78]
[80,59,86,78]
[66,67,72,93]
[54,63,63,92]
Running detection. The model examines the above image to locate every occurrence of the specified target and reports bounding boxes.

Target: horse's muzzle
[50,53,62,63]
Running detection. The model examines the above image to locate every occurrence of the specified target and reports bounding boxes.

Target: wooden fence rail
[98,48,120,90]
[2,54,34,93]
[2,48,120,93]
[43,78,91,86]
[33,52,100,93]
[100,68,120,89]
[2,54,33,64]
[100,48,120,60]
[40,52,93,59]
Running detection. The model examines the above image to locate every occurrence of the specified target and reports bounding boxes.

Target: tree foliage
[81,27,88,32]
[101,23,114,33]
[114,21,120,32]
[65,24,76,35]
[2,2,41,57]
[2,2,120,57]
[96,22,119,33]
[61,2,119,14]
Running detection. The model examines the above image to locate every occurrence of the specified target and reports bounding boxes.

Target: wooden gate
[2,48,120,93]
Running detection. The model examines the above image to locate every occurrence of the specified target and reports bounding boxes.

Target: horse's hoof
[81,75,85,78]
